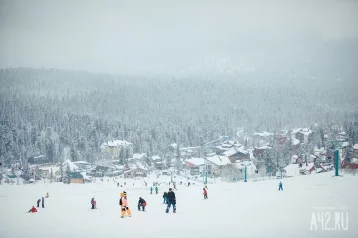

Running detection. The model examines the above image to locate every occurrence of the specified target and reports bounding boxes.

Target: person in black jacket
[41,197,45,208]
[165,188,176,213]
[137,197,146,211]
[36,198,41,208]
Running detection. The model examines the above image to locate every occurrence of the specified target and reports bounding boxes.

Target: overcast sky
[0,0,357,75]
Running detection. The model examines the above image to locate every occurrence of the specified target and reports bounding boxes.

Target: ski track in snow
[0,173,358,238]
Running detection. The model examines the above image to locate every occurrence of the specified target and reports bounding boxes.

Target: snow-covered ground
[1,174,357,238]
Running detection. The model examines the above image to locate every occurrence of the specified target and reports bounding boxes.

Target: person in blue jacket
[150,187,153,194]
[278,181,283,191]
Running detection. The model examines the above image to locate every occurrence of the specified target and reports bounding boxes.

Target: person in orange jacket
[119,191,132,218]
[28,206,37,213]
[203,188,208,199]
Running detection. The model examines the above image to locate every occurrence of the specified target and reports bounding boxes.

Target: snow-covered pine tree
[21,161,31,183]
[59,161,64,183]
[64,163,71,184]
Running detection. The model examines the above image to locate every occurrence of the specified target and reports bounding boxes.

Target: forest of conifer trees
[0,68,357,165]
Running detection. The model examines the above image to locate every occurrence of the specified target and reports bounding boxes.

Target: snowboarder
[165,188,176,213]
[155,186,158,194]
[279,181,283,191]
[119,191,132,218]
[91,197,97,209]
[203,188,208,199]
[150,187,153,194]
[45,192,49,198]
[137,197,147,211]
[163,191,168,204]
[41,197,45,208]
[28,206,37,213]
[36,198,41,208]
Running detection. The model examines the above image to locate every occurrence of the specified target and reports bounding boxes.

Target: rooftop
[186,158,205,166]
[205,155,231,166]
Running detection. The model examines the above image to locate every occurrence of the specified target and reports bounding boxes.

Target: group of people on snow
[28,192,49,213]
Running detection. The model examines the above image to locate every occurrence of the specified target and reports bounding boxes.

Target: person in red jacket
[28,206,37,213]
[203,188,208,199]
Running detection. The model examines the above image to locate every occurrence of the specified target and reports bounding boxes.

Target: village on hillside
[1,123,358,185]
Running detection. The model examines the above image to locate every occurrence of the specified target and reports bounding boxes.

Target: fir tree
[64,163,71,184]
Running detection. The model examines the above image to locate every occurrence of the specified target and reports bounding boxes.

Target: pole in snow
[244,165,247,182]
[334,150,339,176]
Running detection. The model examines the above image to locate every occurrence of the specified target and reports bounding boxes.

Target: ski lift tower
[330,141,345,176]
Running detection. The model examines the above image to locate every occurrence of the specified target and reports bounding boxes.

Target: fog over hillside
[1,68,357,163]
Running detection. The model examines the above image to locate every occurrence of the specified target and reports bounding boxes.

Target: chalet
[298,128,313,144]
[353,144,358,159]
[68,172,84,184]
[185,158,205,175]
[123,161,148,177]
[275,130,289,144]
[150,156,163,170]
[204,155,231,175]
[223,147,250,163]
[253,146,271,160]
[100,140,133,159]
[28,155,49,165]
[95,165,112,177]
[290,128,301,139]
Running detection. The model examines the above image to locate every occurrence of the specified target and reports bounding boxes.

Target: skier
[203,188,208,199]
[41,197,45,208]
[165,188,176,213]
[137,197,147,211]
[28,206,37,213]
[155,186,158,194]
[150,187,153,194]
[119,191,132,218]
[36,198,41,208]
[46,192,49,198]
[163,191,168,204]
[279,181,283,191]
[188,182,190,187]
[117,182,119,187]
[91,197,97,209]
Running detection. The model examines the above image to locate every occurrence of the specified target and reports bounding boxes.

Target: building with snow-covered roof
[204,155,231,175]
[132,153,147,161]
[353,144,358,159]
[299,128,313,144]
[186,158,205,167]
[223,147,250,163]
[100,140,133,159]
[73,161,92,170]
[185,158,205,175]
